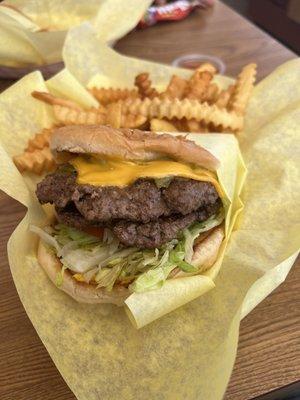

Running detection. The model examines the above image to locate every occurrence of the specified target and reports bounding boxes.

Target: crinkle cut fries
[13,62,256,175]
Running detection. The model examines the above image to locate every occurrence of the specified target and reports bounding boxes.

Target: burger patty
[37,165,220,222]
[36,165,77,209]
[114,213,198,249]
[162,177,219,215]
[55,198,221,249]
[73,179,168,223]
[36,165,222,248]
[55,204,93,230]
[113,199,222,249]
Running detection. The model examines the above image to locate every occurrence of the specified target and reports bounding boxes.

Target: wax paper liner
[0,66,243,324]
[0,25,299,400]
[0,0,152,67]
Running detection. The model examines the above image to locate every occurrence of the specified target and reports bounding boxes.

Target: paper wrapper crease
[0,25,299,400]
[0,0,152,67]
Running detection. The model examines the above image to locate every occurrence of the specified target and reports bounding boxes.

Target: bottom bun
[192,226,224,271]
[37,240,129,306]
[37,226,224,304]
[174,226,224,278]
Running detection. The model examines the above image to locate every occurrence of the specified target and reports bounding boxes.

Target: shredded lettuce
[96,265,123,291]
[129,249,175,292]
[60,246,110,273]
[97,248,137,268]
[30,225,60,252]
[55,224,100,247]
[184,210,225,263]
[130,262,175,293]
[56,265,68,287]
[82,267,98,283]
[31,210,224,293]
[169,243,198,273]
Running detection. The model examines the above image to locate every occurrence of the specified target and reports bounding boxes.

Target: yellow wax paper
[0,66,244,395]
[122,131,245,327]
[0,0,151,67]
[0,24,299,399]
[63,22,234,90]
[0,62,244,325]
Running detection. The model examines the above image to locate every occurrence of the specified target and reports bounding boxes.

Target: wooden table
[0,2,298,399]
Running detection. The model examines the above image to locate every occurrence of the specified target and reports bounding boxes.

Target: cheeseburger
[32,125,225,305]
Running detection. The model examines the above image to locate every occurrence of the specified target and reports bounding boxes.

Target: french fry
[106,102,122,128]
[32,91,82,111]
[171,118,189,132]
[25,128,52,152]
[32,63,253,137]
[121,113,147,129]
[89,87,139,105]
[120,97,243,131]
[53,105,106,125]
[185,119,209,133]
[105,102,146,128]
[160,75,188,100]
[215,84,235,109]
[135,72,159,99]
[13,147,55,175]
[186,70,214,101]
[228,63,257,114]
[150,119,178,132]
[195,63,217,74]
[201,83,220,104]
[32,91,107,125]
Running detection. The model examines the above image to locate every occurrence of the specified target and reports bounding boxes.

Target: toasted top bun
[50,125,219,171]
[37,226,224,305]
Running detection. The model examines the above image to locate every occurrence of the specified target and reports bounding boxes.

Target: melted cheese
[70,156,223,195]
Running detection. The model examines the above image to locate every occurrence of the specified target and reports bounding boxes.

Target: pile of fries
[13,62,256,175]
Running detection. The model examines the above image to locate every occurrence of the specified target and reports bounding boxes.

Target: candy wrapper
[0,0,152,69]
[1,22,299,400]
[138,0,211,28]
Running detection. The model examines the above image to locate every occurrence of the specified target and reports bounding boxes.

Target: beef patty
[36,164,222,248]
[113,199,222,249]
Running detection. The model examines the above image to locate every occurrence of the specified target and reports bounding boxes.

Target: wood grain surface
[115,1,295,81]
[0,2,298,400]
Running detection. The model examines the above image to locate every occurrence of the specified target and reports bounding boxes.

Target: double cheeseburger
[32,125,225,305]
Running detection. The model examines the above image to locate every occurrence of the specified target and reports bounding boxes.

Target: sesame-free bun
[37,226,224,305]
[50,125,219,171]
